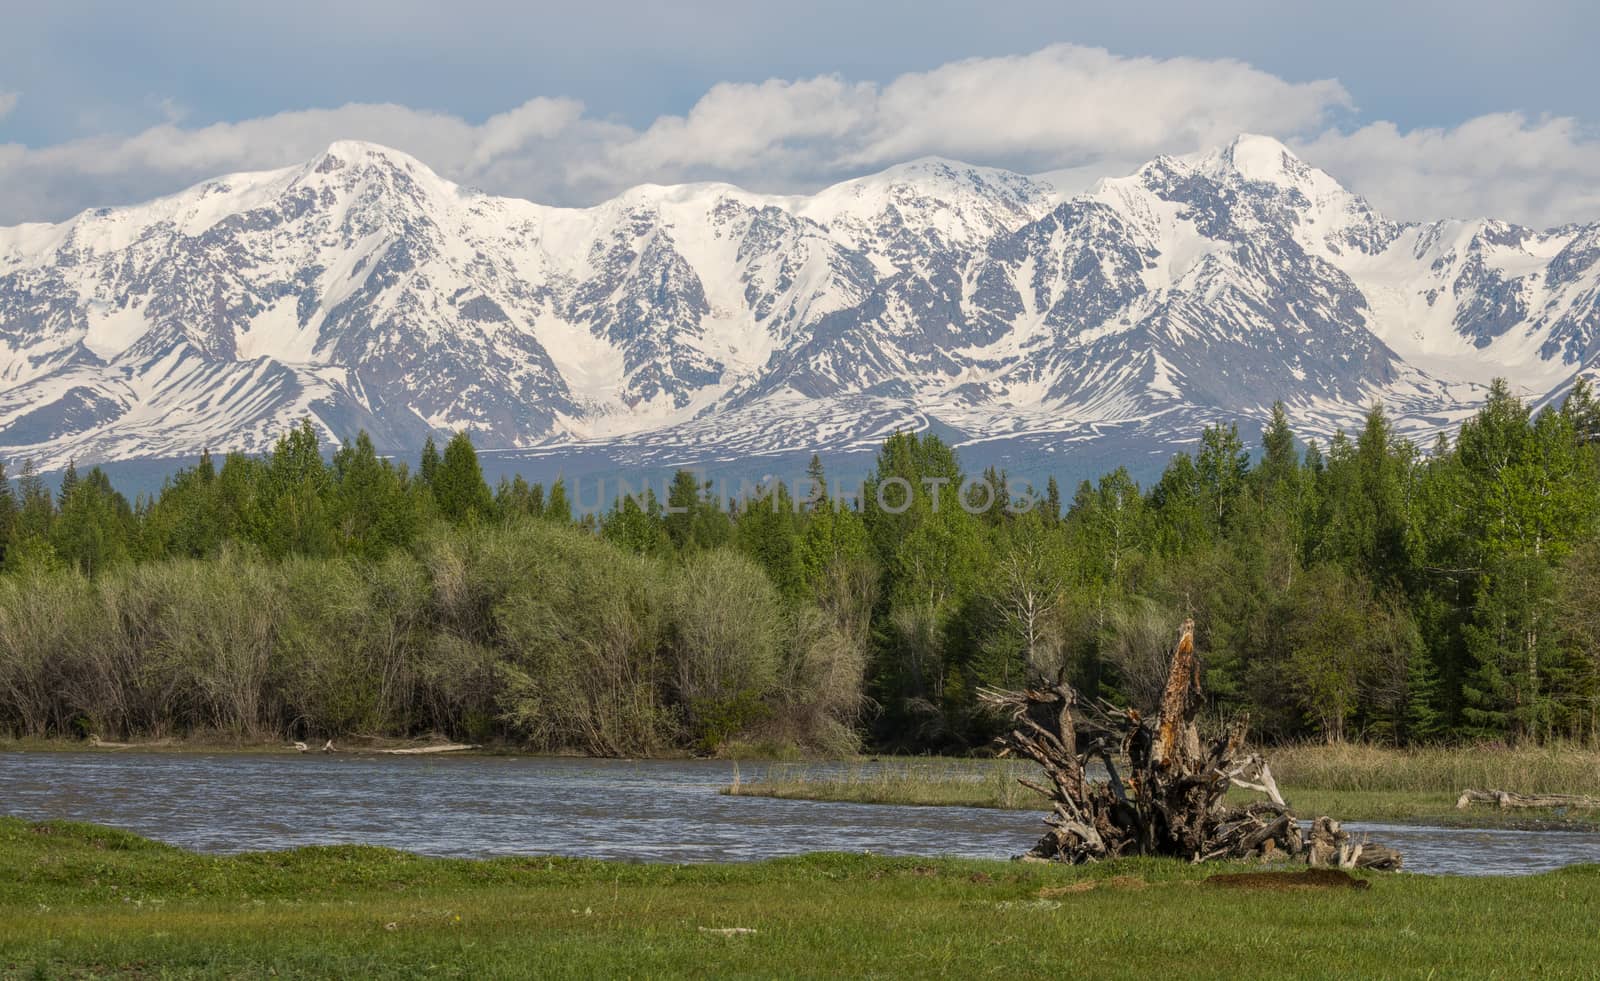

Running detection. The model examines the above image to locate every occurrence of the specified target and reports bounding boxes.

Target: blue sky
[1,0,1597,225]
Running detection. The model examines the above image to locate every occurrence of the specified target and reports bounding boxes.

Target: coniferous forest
[3,377,1600,755]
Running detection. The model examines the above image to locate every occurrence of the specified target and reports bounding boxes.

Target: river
[4,752,1600,876]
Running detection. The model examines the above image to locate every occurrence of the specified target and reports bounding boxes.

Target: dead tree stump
[979,619,1401,871]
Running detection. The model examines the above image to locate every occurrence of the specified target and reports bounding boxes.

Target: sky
[1,0,1598,227]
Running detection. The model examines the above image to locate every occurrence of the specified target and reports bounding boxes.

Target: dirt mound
[1203,868,1370,891]
[1037,875,1148,897]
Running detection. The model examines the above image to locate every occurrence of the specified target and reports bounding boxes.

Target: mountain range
[2,133,1596,483]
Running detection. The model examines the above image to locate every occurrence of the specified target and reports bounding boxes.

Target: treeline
[3,377,1600,751]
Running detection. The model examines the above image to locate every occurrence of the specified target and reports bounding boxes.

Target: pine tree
[330,430,416,557]
[602,489,667,554]
[493,475,543,521]
[805,454,827,503]
[16,458,53,542]
[544,477,572,524]
[57,459,80,508]
[735,481,807,603]
[1349,403,1411,585]
[433,432,493,523]
[418,435,441,486]
[51,466,133,576]
[1404,648,1445,743]
[1462,555,1560,741]
[1149,452,1208,557]
[1256,402,1300,500]
[260,420,335,557]
[666,469,705,551]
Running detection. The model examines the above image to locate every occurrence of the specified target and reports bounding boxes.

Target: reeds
[728,759,1044,809]
[1263,741,1600,795]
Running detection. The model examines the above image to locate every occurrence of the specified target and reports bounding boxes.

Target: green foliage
[734,480,806,604]
[669,549,783,749]
[50,466,133,576]
[542,478,571,523]
[602,488,668,555]
[432,431,493,523]
[7,375,1600,751]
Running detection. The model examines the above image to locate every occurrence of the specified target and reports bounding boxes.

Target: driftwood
[378,742,480,755]
[1456,789,1600,810]
[978,619,1400,871]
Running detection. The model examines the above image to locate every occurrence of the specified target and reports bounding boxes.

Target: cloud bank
[2,45,1599,228]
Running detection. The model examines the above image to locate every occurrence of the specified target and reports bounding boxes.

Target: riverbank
[725,744,1600,830]
[1,818,1597,978]
[0,735,605,758]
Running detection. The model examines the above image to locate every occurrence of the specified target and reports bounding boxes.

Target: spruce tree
[433,432,493,523]
[602,489,667,554]
[418,435,441,486]
[261,420,335,557]
[51,466,133,576]
[57,459,80,508]
[1404,648,1445,743]
[666,469,704,551]
[544,477,572,524]
[16,458,53,542]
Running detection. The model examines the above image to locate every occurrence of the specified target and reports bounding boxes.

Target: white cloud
[0,45,1355,224]
[602,45,1352,187]
[1294,114,1600,227]
[2,46,1600,229]
[0,91,18,120]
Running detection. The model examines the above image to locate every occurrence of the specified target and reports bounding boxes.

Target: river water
[4,752,1600,876]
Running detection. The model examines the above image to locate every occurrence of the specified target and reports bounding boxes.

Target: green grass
[2,817,1599,978]
[727,746,1600,829]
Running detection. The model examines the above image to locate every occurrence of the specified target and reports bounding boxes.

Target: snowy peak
[1190,134,1312,185]
[801,157,1055,254]
[3,136,1600,472]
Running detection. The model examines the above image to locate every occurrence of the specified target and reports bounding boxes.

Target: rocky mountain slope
[1,134,1595,473]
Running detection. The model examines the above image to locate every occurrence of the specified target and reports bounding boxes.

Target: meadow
[3,817,1599,979]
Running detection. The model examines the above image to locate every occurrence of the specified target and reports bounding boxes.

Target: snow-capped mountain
[2,134,1596,474]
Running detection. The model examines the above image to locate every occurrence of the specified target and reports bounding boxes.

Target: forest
[2,376,1599,755]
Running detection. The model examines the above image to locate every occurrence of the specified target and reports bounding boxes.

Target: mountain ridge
[1,134,1595,473]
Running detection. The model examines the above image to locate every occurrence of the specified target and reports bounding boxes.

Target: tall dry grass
[1265,742,1600,794]
[729,759,1045,809]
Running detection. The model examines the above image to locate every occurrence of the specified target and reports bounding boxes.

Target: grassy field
[727,744,1600,829]
[3,817,1600,979]
[730,759,1047,809]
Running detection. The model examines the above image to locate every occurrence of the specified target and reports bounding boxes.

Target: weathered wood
[1151,618,1203,773]
[378,742,481,755]
[979,621,1401,871]
[1456,789,1600,810]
